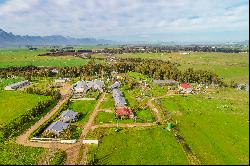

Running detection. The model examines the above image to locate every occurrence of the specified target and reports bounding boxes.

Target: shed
[179,83,193,93]
[4,80,30,90]
[116,107,134,118]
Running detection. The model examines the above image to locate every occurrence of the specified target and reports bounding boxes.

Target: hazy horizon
[0,0,249,43]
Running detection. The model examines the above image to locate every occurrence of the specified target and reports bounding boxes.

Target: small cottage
[44,121,70,136]
[59,109,78,123]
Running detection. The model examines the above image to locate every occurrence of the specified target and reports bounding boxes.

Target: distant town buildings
[179,52,190,55]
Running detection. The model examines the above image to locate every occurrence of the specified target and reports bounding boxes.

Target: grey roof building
[73,79,104,93]
[4,80,30,90]
[112,87,127,107]
[153,79,179,85]
[59,109,78,122]
[110,81,121,89]
[45,121,70,136]
[112,88,123,97]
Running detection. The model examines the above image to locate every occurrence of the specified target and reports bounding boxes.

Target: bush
[50,149,67,165]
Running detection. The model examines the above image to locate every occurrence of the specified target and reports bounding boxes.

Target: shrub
[49,149,67,165]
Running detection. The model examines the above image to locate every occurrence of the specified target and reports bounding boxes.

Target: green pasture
[87,127,188,165]
[0,48,91,68]
[116,52,249,84]
[0,91,51,124]
[156,88,249,164]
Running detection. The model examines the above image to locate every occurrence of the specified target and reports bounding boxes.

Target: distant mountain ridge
[0,29,116,47]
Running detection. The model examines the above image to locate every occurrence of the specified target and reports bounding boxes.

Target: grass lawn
[87,127,188,165]
[0,91,51,124]
[0,141,46,165]
[116,52,249,84]
[156,88,249,164]
[94,108,156,124]
[68,100,97,125]
[99,93,115,110]
[0,48,92,68]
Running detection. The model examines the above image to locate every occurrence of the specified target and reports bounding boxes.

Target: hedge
[0,99,57,141]
[29,99,70,139]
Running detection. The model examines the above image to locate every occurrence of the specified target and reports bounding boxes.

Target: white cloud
[0,0,248,42]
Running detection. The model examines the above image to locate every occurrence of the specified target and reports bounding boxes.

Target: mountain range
[0,29,116,47]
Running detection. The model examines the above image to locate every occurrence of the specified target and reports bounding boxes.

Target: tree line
[0,58,224,86]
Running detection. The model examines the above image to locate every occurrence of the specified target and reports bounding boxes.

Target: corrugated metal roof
[60,109,78,120]
[6,80,30,89]
[45,121,69,134]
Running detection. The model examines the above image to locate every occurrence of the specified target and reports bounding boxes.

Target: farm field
[0,91,51,124]
[0,48,93,68]
[86,127,188,165]
[115,52,249,84]
[0,141,46,165]
[155,88,249,164]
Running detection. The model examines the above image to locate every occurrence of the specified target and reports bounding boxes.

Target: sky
[0,0,249,43]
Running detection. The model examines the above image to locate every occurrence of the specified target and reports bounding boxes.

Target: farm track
[16,87,200,165]
[79,92,106,139]
[148,90,201,165]
[147,90,176,123]
[91,122,157,129]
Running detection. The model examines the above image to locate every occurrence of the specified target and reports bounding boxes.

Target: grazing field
[115,52,249,84]
[68,100,97,125]
[0,141,47,165]
[0,48,92,68]
[156,88,249,164]
[0,91,51,124]
[87,127,188,165]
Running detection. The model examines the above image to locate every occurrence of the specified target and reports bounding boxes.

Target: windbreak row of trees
[0,100,56,141]
[0,59,224,85]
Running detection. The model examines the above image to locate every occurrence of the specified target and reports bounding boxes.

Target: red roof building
[115,107,134,118]
[178,83,193,93]
[179,83,191,89]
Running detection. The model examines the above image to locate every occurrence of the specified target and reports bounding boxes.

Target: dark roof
[6,80,30,89]
[45,121,69,135]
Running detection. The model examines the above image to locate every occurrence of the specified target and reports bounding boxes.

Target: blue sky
[0,0,248,42]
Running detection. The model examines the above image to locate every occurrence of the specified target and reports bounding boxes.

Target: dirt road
[79,92,106,139]
[16,83,74,148]
[147,90,176,123]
